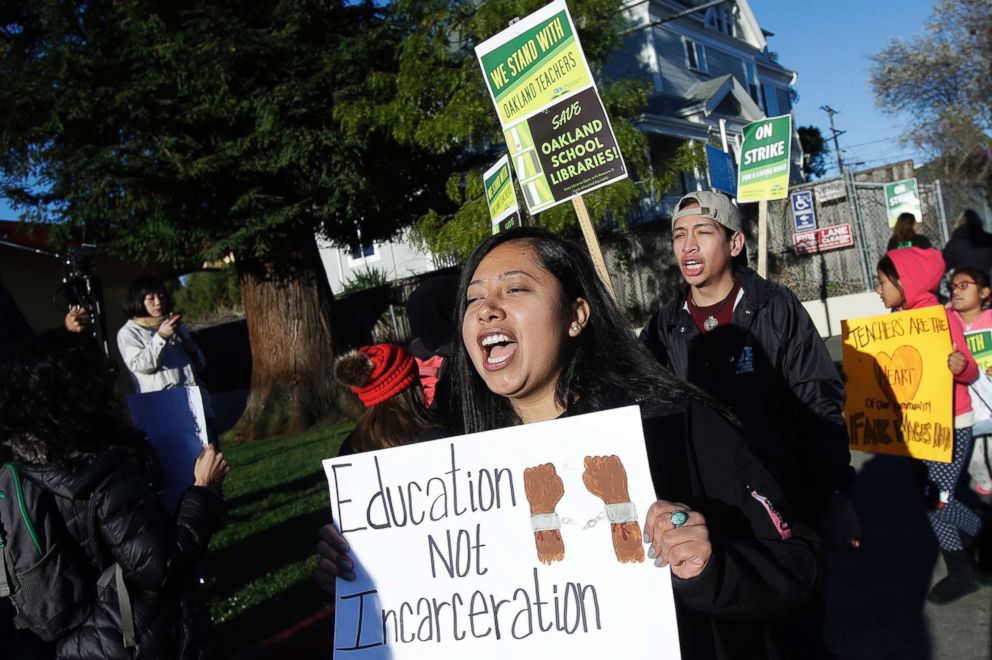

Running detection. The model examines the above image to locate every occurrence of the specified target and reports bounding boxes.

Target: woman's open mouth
[480,330,518,371]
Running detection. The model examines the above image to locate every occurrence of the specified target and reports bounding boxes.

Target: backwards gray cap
[672,191,742,233]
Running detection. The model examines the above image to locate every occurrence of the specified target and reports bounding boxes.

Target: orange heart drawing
[874,345,924,402]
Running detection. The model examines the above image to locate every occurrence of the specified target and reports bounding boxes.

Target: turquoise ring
[670,510,689,528]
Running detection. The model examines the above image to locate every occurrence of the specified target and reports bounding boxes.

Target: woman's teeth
[482,333,511,347]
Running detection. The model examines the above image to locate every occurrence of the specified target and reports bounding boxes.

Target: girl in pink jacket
[876,247,983,604]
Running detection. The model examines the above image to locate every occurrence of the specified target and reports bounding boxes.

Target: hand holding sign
[315,523,354,594]
[643,500,712,580]
[949,342,968,376]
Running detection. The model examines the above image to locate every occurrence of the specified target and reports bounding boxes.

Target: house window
[763,85,780,115]
[705,6,737,37]
[704,8,719,29]
[684,38,707,72]
[742,60,761,107]
[348,242,378,265]
[722,7,737,37]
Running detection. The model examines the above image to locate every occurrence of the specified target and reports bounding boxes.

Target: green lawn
[204,422,352,655]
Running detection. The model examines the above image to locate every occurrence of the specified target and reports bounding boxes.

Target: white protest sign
[127,386,209,512]
[322,406,680,659]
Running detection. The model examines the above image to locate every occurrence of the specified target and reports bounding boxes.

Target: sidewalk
[824,451,991,660]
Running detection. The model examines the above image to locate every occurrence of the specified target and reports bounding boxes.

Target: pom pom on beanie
[334,344,417,407]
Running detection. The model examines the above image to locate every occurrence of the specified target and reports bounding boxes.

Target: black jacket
[886,233,932,252]
[942,226,992,274]
[17,447,225,659]
[640,266,855,522]
[636,398,820,660]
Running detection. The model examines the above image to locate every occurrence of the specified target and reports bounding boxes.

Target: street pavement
[823,436,991,659]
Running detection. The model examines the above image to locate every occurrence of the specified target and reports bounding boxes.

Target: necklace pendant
[703,316,719,331]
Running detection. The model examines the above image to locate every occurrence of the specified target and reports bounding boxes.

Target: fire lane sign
[794,223,854,254]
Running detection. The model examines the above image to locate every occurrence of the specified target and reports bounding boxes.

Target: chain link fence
[598,165,990,326]
[342,164,990,335]
[745,168,989,304]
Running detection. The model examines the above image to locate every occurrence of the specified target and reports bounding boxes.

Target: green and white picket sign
[884,178,922,228]
[484,155,521,234]
[474,0,621,299]
[735,114,793,277]
[475,0,627,215]
[737,114,792,203]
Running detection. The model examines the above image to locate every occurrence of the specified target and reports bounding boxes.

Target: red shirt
[687,280,741,334]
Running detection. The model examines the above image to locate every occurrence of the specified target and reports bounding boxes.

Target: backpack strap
[97,563,136,648]
[0,489,8,598]
[87,470,137,649]
[0,463,42,598]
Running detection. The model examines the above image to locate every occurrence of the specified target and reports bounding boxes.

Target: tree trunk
[229,231,354,442]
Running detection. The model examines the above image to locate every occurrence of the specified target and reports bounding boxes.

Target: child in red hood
[876,247,984,603]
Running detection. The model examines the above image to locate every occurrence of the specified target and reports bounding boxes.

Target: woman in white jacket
[117,277,213,424]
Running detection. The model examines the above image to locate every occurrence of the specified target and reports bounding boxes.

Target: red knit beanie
[334,344,417,407]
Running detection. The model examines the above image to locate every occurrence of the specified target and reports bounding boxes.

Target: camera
[62,244,110,356]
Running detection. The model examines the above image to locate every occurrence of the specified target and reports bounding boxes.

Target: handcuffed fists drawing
[643,500,712,580]
[583,455,644,563]
[524,463,566,564]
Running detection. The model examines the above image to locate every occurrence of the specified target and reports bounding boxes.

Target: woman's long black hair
[451,227,707,434]
[0,330,148,466]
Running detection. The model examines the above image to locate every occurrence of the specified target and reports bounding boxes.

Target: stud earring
[570,322,580,333]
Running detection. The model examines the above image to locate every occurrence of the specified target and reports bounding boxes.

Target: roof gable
[680,73,763,121]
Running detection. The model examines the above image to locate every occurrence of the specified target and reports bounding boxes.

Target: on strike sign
[737,114,792,202]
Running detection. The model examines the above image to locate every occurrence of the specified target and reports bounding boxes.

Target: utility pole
[820,105,845,174]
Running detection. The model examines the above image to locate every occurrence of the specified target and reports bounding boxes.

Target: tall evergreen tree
[0,0,445,439]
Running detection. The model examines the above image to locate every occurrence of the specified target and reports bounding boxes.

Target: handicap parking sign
[791,191,816,232]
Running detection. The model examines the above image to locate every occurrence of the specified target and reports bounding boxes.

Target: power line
[819,149,927,173]
[620,0,732,36]
[841,135,910,149]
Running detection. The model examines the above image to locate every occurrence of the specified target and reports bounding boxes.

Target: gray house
[607,0,803,210]
[320,0,801,287]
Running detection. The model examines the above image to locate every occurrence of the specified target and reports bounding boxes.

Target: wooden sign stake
[757,199,768,278]
[572,196,617,301]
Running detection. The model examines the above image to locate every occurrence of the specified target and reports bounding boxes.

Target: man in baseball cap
[671,189,743,233]
[641,188,860,655]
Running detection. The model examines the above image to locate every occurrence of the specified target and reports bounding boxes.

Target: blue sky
[750,0,936,177]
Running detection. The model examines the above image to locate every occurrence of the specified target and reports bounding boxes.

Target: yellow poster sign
[843,306,954,463]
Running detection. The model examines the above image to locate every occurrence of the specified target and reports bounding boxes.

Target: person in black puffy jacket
[0,330,229,659]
